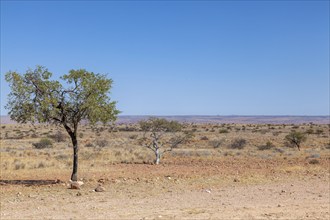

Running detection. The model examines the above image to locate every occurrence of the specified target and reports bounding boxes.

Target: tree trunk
[70,135,78,181]
[155,148,161,165]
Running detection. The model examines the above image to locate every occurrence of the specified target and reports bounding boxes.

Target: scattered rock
[233,178,240,182]
[28,194,38,198]
[98,178,105,184]
[95,184,105,192]
[76,192,82,196]
[70,181,83,190]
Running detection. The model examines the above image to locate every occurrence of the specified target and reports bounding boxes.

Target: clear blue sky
[1,1,329,116]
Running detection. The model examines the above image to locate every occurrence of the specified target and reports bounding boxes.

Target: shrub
[315,129,324,135]
[85,143,94,148]
[14,162,25,170]
[257,141,275,151]
[325,142,330,150]
[200,136,209,141]
[55,154,69,160]
[129,134,138,139]
[308,159,320,165]
[49,131,66,142]
[209,139,224,148]
[95,139,109,148]
[32,138,53,149]
[305,128,314,134]
[229,138,247,149]
[31,133,38,138]
[274,147,285,153]
[219,129,229,134]
[38,162,45,168]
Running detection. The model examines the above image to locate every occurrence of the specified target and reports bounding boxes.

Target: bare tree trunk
[155,148,161,165]
[70,135,78,181]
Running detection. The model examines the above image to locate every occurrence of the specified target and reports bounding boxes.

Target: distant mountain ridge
[1,115,329,124]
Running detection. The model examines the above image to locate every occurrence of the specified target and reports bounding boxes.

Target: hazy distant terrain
[1,115,329,124]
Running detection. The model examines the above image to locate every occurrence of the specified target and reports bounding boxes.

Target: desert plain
[0,116,329,219]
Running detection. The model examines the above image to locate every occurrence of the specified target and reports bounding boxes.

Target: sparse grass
[257,141,275,151]
[0,122,329,180]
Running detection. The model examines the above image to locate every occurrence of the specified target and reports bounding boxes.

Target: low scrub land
[1,122,329,219]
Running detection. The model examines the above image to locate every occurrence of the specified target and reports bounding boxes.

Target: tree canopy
[5,66,119,126]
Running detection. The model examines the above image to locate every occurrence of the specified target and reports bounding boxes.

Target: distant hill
[1,115,329,125]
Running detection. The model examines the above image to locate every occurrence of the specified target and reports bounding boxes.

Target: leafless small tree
[138,118,189,164]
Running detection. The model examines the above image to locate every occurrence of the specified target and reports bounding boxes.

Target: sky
[0,1,329,116]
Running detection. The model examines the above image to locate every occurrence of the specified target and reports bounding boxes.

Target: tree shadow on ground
[0,179,62,186]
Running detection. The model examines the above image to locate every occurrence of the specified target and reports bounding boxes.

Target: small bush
[315,129,324,135]
[32,138,53,149]
[308,159,320,165]
[229,138,247,149]
[31,133,38,138]
[272,131,281,136]
[306,153,320,159]
[200,136,209,141]
[129,134,138,139]
[95,139,109,148]
[219,129,229,134]
[14,162,25,170]
[325,142,330,150]
[55,154,69,160]
[273,147,285,153]
[257,141,275,151]
[49,131,66,142]
[305,128,314,134]
[209,139,224,148]
[38,162,45,168]
[85,143,94,148]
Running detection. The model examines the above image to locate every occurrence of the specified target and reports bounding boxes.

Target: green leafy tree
[5,66,120,181]
[138,118,188,164]
[285,130,307,151]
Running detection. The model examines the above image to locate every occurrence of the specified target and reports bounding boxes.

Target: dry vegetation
[1,122,329,219]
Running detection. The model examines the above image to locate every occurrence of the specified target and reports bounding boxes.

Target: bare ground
[1,159,329,220]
